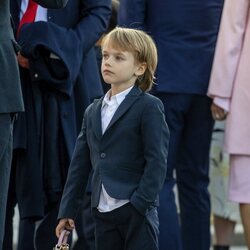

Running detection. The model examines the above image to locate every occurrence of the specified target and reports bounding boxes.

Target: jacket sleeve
[208,0,249,100]
[118,0,146,30]
[34,0,68,8]
[58,106,92,219]
[130,97,169,215]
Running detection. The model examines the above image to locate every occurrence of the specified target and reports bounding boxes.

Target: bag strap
[57,230,70,246]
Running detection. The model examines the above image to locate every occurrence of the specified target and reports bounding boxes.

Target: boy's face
[101,43,143,88]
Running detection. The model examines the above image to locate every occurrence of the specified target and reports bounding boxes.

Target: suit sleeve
[130,98,169,215]
[208,0,249,100]
[58,106,92,219]
[34,0,68,8]
[118,0,146,30]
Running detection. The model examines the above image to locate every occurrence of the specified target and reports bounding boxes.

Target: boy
[56,27,169,250]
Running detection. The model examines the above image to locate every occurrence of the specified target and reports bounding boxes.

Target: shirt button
[34,73,38,78]
[100,153,106,159]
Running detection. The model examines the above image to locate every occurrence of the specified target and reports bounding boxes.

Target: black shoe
[213,245,229,250]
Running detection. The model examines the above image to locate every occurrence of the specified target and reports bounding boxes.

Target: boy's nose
[104,58,112,66]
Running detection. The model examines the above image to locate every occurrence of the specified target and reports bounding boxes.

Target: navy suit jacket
[58,86,169,219]
[10,0,111,219]
[118,0,224,95]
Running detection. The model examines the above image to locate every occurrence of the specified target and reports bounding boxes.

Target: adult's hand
[17,53,29,69]
[211,102,227,121]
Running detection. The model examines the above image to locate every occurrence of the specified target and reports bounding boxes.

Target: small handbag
[54,230,70,250]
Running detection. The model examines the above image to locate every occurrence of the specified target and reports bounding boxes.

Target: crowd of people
[1,0,250,250]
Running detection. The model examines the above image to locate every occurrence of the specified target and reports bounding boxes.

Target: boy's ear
[136,62,147,76]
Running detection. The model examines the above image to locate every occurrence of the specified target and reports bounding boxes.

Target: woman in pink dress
[208,0,250,248]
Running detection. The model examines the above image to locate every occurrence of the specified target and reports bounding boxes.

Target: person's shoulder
[140,92,163,106]
[84,96,102,116]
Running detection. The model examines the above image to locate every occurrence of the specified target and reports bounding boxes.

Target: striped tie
[17,0,38,36]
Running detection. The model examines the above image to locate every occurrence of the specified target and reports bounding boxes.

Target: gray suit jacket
[0,0,68,113]
[58,86,169,219]
[0,0,23,113]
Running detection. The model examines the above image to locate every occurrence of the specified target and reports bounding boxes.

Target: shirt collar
[102,85,134,108]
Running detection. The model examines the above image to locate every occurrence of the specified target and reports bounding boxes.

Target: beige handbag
[54,230,70,250]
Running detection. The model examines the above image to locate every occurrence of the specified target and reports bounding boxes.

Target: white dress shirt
[20,0,47,23]
[97,86,134,213]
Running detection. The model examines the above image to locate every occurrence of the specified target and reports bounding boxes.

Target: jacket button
[34,73,38,78]
[100,153,106,158]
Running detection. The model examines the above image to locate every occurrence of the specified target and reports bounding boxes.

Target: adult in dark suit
[0,0,68,249]
[118,1,224,250]
[3,0,111,249]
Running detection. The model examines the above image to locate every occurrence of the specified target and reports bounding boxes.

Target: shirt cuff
[213,97,230,112]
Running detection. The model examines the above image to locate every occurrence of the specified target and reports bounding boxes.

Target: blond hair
[101,27,158,92]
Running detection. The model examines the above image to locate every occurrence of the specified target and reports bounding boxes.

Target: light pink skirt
[228,155,250,203]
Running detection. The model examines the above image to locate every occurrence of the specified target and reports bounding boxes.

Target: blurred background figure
[208,0,250,249]
[209,121,241,250]
[3,0,111,249]
[0,3,24,250]
[0,0,68,249]
[118,1,224,250]
[95,0,119,93]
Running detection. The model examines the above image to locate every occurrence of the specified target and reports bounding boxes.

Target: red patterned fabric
[17,0,38,36]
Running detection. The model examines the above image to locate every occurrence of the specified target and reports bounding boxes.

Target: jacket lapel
[91,97,103,139]
[17,0,22,12]
[104,86,142,133]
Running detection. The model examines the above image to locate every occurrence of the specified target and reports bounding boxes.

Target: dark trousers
[3,156,36,250]
[3,168,95,250]
[0,114,13,250]
[35,194,95,250]
[73,193,95,250]
[93,203,159,250]
[156,93,214,250]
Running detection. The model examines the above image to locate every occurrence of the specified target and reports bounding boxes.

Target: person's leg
[34,203,64,250]
[158,180,182,250]
[209,121,238,250]
[121,205,159,250]
[92,208,123,250]
[229,156,250,249]
[3,151,36,250]
[176,95,214,250]
[155,93,183,250]
[239,203,250,249]
[213,215,236,249]
[3,154,17,250]
[0,114,13,250]
[17,219,36,250]
[73,192,95,250]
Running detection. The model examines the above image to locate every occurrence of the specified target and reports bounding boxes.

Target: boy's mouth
[103,70,114,75]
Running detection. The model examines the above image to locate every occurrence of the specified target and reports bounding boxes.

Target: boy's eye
[102,54,109,59]
[115,56,124,61]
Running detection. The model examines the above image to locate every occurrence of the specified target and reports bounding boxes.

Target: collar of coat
[91,85,143,138]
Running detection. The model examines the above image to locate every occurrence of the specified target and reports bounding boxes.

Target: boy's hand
[55,218,75,238]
